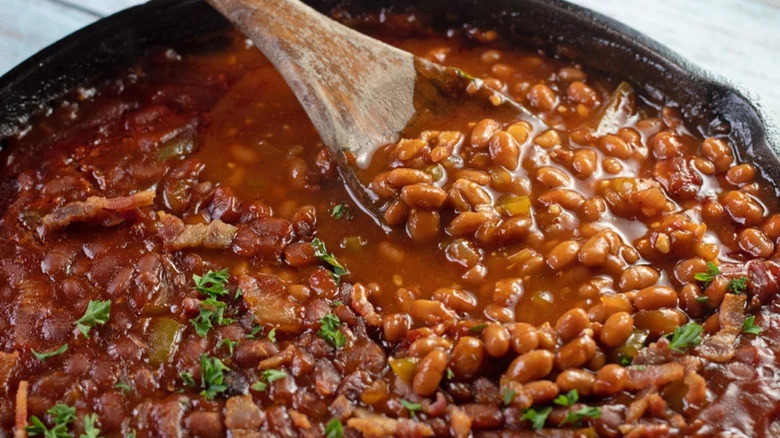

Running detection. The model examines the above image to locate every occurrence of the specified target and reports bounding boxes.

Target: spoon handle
[207,0,417,161]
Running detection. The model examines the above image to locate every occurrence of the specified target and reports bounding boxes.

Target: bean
[396,138,429,161]
[483,323,511,357]
[567,81,598,107]
[524,380,560,404]
[432,288,478,313]
[506,350,554,383]
[413,349,448,396]
[408,336,453,357]
[674,258,708,284]
[762,214,780,240]
[600,312,634,347]
[538,189,585,210]
[536,167,571,188]
[407,209,441,242]
[534,129,561,149]
[724,190,764,226]
[572,149,598,178]
[547,240,581,271]
[489,131,520,170]
[377,241,405,264]
[633,309,685,336]
[410,299,455,324]
[401,184,447,209]
[634,286,677,310]
[383,314,411,343]
[592,364,627,396]
[555,369,595,396]
[726,164,756,186]
[451,178,493,208]
[471,119,501,148]
[599,134,632,159]
[650,131,682,159]
[578,233,609,267]
[554,308,590,342]
[738,228,774,258]
[536,323,560,350]
[387,168,432,187]
[507,121,531,144]
[451,337,485,378]
[447,210,498,236]
[383,199,409,225]
[559,67,587,82]
[527,84,558,111]
[701,137,734,173]
[510,323,540,354]
[555,335,596,369]
[619,266,660,291]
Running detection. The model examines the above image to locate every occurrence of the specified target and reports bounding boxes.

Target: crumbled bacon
[157,211,237,250]
[14,381,27,438]
[41,190,155,231]
[626,362,684,391]
[0,351,19,394]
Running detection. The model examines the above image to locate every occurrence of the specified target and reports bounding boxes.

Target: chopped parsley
[618,354,632,366]
[252,369,287,392]
[234,288,243,300]
[261,369,287,383]
[502,388,516,406]
[32,344,68,361]
[694,261,719,287]
[560,406,601,427]
[521,406,552,430]
[246,324,263,340]
[695,296,709,303]
[218,338,239,356]
[180,371,196,387]
[267,328,277,343]
[727,276,749,294]
[126,431,136,438]
[190,269,234,337]
[330,203,353,220]
[554,389,579,407]
[114,380,131,392]
[324,419,343,438]
[80,414,100,438]
[193,268,230,296]
[743,315,762,335]
[311,238,349,284]
[199,354,231,400]
[400,399,422,417]
[469,323,488,333]
[75,300,111,338]
[446,367,455,380]
[26,403,76,438]
[668,322,703,352]
[318,314,347,348]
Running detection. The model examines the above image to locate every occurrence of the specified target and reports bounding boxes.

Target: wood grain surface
[1,0,778,118]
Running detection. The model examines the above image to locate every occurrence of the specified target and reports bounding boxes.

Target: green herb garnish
[218,339,239,356]
[318,314,347,348]
[246,324,262,340]
[193,269,230,297]
[251,381,267,392]
[311,238,349,284]
[554,389,579,407]
[668,322,703,352]
[80,414,100,438]
[695,296,709,303]
[324,419,344,438]
[400,399,422,417]
[261,369,287,383]
[114,380,131,392]
[446,367,455,380]
[521,406,552,430]
[727,276,749,294]
[560,406,601,427]
[502,388,516,406]
[180,371,196,387]
[26,403,76,438]
[267,328,277,343]
[743,315,762,335]
[75,300,111,338]
[469,323,487,333]
[199,354,230,400]
[330,203,353,220]
[694,261,719,287]
[32,344,68,361]
[190,269,234,337]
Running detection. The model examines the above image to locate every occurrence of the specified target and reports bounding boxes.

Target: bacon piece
[225,395,264,434]
[0,351,19,394]
[697,329,739,363]
[719,293,746,330]
[720,259,780,304]
[14,381,27,438]
[42,190,155,230]
[238,275,304,333]
[347,409,434,438]
[626,362,685,391]
[653,157,702,200]
[157,211,237,251]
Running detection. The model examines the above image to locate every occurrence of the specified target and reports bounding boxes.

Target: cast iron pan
[0,0,778,191]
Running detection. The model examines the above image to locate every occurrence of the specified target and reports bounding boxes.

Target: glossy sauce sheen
[0,11,778,438]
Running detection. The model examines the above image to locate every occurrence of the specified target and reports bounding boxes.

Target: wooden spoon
[207,0,545,220]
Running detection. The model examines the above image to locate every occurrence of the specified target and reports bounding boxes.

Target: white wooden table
[1,0,779,119]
